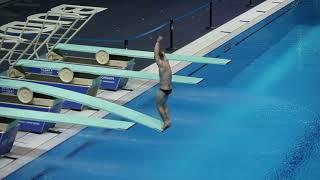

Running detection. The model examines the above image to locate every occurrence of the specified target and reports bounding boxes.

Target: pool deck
[0,0,294,178]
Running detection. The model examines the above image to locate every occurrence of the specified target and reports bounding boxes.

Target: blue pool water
[7,0,320,179]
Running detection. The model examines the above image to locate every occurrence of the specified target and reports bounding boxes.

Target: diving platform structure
[0,44,231,132]
[0,3,231,133]
[0,78,163,131]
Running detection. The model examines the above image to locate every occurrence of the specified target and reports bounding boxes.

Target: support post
[166,19,177,51]
[124,40,128,49]
[246,0,254,7]
[207,2,215,30]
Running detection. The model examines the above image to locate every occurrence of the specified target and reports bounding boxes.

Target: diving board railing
[0,78,164,132]
[0,27,40,65]
[0,20,62,66]
[28,5,107,57]
[48,4,107,44]
[0,107,134,130]
[15,59,203,84]
[55,43,231,65]
[0,4,107,66]
[0,34,23,65]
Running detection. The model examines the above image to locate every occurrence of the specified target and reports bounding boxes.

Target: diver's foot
[162,120,171,131]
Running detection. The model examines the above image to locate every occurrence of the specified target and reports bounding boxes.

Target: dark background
[0,0,265,71]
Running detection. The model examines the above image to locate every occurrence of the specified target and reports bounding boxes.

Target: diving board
[0,78,163,131]
[0,107,134,130]
[55,43,231,65]
[16,59,203,84]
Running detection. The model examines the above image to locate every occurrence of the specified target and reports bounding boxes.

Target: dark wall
[0,0,265,72]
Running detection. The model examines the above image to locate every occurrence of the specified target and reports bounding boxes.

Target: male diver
[154,35,172,130]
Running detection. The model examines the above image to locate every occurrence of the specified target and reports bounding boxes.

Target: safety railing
[68,2,216,51]
[68,0,257,50]
[0,4,107,67]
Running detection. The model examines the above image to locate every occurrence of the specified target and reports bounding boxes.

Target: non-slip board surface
[0,107,135,130]
[55,43,231,65]
[16,60,203,84]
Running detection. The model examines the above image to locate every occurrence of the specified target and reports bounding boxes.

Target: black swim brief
[160,88,172,96]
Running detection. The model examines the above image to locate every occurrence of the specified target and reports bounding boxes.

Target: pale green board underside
[0,107,134,130]
[55,43,231,65]
[16,59,202,84]
[0,78,163,131]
